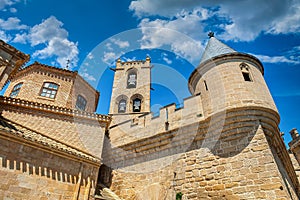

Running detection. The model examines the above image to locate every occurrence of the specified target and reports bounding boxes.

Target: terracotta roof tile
[0,116,101,164]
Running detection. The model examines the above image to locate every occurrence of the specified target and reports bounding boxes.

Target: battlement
[109,93,203,146]
[115,56,151,69]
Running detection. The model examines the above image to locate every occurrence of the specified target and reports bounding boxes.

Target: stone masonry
[1,34,300,200]
[102,35,300,199]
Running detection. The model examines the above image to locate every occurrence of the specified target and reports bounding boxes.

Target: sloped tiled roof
[0,39,30,60]
[200,36,236,64]
[0,115,101,164]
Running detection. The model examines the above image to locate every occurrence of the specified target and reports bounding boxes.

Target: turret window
[40,82,59,99]
[76,95,87,111]
[133,98,141,112]
[118,99,127,113]
[127,69,137,88]
[10,82,23,98]
[240,63,252,82]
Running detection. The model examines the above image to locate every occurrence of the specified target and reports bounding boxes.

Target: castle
[0,34,300,200]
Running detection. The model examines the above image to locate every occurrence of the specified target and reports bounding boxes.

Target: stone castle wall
[0,137,97,200]
[0,96,109,157]
[104,108,299,199]
[109,93,203,146]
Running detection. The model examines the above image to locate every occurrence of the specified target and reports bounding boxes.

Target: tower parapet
[109,56,151,130]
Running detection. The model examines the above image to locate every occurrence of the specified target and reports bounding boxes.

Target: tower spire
[200,33,236,64]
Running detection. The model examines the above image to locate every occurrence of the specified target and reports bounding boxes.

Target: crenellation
[109,94,203,145]
[1,34,300,199]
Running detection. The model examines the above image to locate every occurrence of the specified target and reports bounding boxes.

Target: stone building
[0,40,29,90]
[1,34,300,200]
[0,43,110,199]
[102,34,300,199]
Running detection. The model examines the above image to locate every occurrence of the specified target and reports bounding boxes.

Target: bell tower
[109,56,151,123]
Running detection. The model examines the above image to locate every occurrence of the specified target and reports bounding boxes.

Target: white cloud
[102,51,119,65]
[122,56,137,62]
[0,0,19,10]
[105,42,113,51]
[32,37,78,68]
[110,38,130,48]
[162,53,172,64]
[28,16,68,46]
[12,33,26,43]
[138,17,203,62]
[129,0,300,42]
[9,7,16,13]
[268,3,300,34]
[80,72,96,82]
[9,16,79,69]
[0,17,27,30]
[254,54,299,64]
[87,52,94,60]
[0,30,11,42]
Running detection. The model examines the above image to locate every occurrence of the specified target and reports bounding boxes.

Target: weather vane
[208,31,214,38]
[66,59,70,69]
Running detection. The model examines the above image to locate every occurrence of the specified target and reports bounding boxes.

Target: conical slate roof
[200,34,236,64]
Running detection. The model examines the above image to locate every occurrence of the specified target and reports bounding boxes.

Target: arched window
[116,95,128,113]
[76,95,87,111]
[10,82,23,98]
[127,69,137,88]
[118,99,127,113]
[133,98,141,112]
[240,63,252,82]
[40,82,59,99]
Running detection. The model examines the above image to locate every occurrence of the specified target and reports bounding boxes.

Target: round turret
[188,35,278,117]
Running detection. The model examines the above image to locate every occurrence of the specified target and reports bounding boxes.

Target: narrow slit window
[204,80,208,91]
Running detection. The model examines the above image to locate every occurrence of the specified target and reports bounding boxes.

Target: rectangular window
[76,95,87,111]
[40,82,59,99]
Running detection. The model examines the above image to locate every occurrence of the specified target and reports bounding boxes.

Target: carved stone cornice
[0,96,111,125]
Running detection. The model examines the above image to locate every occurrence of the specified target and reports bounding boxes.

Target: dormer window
[10,82,23,98]
[240,63,252,82]
[76,95,87,111]
[40,82,59,99]
[127,69,137,88]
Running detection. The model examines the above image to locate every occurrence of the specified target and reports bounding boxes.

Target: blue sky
[0,0,299,145]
